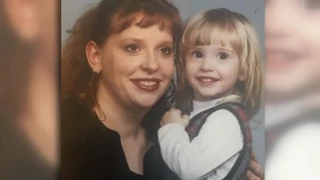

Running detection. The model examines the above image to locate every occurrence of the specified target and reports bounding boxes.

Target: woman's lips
[131,78,161,92]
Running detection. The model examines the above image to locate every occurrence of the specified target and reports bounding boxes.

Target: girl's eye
[218,52,229,60]
[191,51,203,58]
[125,44,140,52]
[160,47,172,56]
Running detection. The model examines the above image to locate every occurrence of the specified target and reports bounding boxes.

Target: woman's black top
[61,98,144,180]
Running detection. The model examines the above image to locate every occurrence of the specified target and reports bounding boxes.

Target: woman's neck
[96,85,148,140]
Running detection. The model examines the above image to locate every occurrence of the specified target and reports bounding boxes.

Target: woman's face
[96,23,175,109]
[266,0,320,100]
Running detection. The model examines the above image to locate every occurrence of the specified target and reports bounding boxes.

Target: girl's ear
[239,68,247,81]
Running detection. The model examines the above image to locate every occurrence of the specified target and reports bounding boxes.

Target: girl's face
[266,0,320,100]
[185,44,243,101]
[90,23,175,110]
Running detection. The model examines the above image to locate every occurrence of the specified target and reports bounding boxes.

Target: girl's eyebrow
[217,47,234,53]
[186,45,235,53]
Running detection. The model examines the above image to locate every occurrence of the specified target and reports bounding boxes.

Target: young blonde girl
[158,8,263,180]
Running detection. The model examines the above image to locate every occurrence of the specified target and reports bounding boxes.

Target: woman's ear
[3,0,39,42]
[86,41,102,73]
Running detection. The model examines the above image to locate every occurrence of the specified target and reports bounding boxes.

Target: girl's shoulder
[213,102,249,121]
[186,102,248,140]
[197,102,248,122]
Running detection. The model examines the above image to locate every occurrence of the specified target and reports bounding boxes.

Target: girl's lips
[196,76,218,86]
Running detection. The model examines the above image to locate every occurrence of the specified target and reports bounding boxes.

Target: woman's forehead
[111,11,174,35]
[110,24,173,44]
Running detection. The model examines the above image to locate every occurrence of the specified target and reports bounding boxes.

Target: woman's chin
[135,99,158,108]
[131,95,160,109]
[128,88,166,109]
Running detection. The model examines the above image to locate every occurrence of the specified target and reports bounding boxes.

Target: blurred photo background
[0,0,58,179]
[265,0,320,179]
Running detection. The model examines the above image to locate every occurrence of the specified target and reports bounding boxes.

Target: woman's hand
[160,109,189,127]
[247,152,264,180]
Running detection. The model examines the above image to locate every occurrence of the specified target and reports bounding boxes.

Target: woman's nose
[140,52,160,73]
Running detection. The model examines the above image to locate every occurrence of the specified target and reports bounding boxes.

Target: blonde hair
[176,8,263,117]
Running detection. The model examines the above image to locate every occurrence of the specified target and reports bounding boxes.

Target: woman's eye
[191,51,203,58]
[125,44,140,52]
[160,47,172,56]
[218,52,229,60]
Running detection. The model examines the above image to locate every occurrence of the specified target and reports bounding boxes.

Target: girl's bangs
[182,20,244,54]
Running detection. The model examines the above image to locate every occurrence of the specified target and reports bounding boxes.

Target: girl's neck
[192,94,242,111]
[192,97,223,111]
[193,89,235,102]
[96,84,148,140]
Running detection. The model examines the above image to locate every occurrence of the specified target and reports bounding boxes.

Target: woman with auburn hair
[62,0,182,179]
[61,0,263,179]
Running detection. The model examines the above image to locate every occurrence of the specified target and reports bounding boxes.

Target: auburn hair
[61,0,183,139]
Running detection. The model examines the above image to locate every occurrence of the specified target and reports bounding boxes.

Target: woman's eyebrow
[119,38,144,44]
[118,37,173,49]
[156,40,173,48]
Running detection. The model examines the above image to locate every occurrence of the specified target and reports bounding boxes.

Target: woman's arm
[158,109,243,180]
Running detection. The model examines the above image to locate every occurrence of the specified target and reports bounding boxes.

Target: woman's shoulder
[61,96,92,121]
[60,96,94,141]
[61,95,85,112]
[60,97,129,179]
[60,95,119,143]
